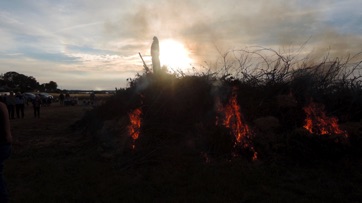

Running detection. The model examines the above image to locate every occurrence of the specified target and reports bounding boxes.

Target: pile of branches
[77,48,362,163]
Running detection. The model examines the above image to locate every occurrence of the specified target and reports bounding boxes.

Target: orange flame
[303,102,348,138]
[128,108,142,149]
[216,88,258,160]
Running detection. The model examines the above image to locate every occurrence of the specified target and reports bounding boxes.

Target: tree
[1,71,41,92]
[42,81,58,92]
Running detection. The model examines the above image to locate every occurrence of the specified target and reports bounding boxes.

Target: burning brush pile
[78,70,362,163]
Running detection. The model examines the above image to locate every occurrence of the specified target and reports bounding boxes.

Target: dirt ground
[4,102,362,202]
[10,102,87,150]
[5,102,99,202]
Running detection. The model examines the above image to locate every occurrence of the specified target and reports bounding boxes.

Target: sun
[159,39,193,70]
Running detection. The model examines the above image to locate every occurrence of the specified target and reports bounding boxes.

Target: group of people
[58,92,97,106]
[0,92,42,119]
[0,92,25,119]
[58,92,71,105]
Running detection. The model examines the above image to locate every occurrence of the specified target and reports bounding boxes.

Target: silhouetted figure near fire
[151,36,160,74]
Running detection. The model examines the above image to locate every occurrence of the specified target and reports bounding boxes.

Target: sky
[0,0,361,90]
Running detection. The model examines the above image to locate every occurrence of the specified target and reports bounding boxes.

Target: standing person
[151,36,161,74]
[32,95,42,118]
[0,101,12,203]
[15,92,25,119]
[64,92,71,106]
[46,96,52,107]
[59,93,64,105]
[6,92,15,119]
[90,92,95,106]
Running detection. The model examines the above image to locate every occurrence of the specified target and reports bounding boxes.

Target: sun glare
[159,39,193,70]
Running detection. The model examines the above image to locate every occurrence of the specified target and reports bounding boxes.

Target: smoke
[103,0,362,67]
[311,27,362,61]
[103,5,150,40]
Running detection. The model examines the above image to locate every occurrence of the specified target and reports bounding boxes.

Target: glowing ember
[303,102,348,138]
[216,88,258,160]
[128,108,142,149]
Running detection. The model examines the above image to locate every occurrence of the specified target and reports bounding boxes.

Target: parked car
[23,92,36,104]
[0,92,10,96]
[64,97,78,106]
[38,93,54,100]
[38,93,54,106]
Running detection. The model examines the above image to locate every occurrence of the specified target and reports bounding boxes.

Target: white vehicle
[0,92,10,96]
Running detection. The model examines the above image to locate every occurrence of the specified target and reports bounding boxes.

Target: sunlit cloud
[0,0,361,89]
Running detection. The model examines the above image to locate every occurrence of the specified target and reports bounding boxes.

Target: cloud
[0,56,138,90]
[1,0,361,90]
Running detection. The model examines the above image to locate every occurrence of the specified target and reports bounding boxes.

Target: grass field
[5,102,362,202]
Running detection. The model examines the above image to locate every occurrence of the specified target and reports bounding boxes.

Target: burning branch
[303,102,348,138]
[128,108,142,149]
[216,87,258,160]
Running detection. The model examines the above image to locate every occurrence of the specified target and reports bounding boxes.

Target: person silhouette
[151,36,161,74]
[15,92,25,118]
[6,92,15,119]
[59,93,65,105]
[0,101,12,202]
[33,95,42,118]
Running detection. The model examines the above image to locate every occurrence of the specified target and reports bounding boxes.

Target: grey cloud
[2,0,361,90]
[310,27,362,60]
[178,0,361,62]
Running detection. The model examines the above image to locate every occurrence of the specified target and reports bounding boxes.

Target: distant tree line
[0,71,58,92]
